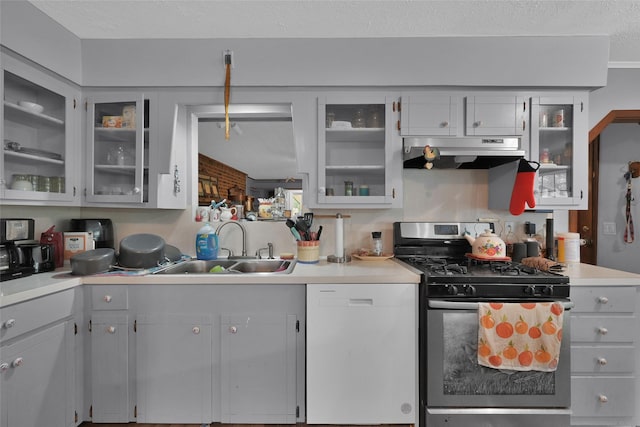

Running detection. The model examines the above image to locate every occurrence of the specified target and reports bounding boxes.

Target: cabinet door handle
[103,295,112,303]
[229,326,238,334]
[597,296,609,304]
[106,326,116,334]
[441,121,449,128]
[598,394,608,403]
[12,357,24,368]
[192,326,201,335]
[0,362,9,373]
[597,357,607,366]
[597,327,608,335]
[474,121,482,128]
[3,318,16,329]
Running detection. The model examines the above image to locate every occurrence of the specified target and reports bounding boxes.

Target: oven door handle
[428,300,574,310]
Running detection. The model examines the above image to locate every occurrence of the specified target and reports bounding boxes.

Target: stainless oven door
[425,299,572,409]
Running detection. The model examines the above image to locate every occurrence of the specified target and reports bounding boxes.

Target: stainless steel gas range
[394,222,572,427]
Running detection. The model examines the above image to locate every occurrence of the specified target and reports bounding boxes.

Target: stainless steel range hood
[403,137,525,169]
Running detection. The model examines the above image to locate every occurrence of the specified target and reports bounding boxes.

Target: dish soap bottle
[196,222,219,260]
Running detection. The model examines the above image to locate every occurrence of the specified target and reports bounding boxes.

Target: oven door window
[426,308,570,408]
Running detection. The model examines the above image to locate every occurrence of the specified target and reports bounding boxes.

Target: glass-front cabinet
[317,95,401,207]
[1,53,80,204]
[86,93,149,204]
[530,96,587,209]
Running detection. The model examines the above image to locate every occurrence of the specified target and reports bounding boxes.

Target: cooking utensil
[70,248,116,276]
[118,233,165,269]
[303,212,314,229]
[316,225,323,240]
[289,227,302,241]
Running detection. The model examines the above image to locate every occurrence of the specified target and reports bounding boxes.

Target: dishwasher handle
[428,300,574,310]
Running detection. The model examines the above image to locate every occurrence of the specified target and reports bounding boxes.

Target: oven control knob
[542,285,554,296]
[524,285,536,295]
[464,285,476,296]
[446,285,459,295]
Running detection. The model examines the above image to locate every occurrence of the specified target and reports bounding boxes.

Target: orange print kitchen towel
[477,302,564,372]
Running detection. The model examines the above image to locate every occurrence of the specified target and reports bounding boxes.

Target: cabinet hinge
[74,411,78,423]
[134,405,137,418]
[89,405,92,418]
[296,320,299,332]
[134,319,137,333]
[74,322,78,335]
[523,101,526,112]
[296,405,300,418]
[88,319,92,333]
[393,101,397,112]
[392,188,396,199]
[84,101,88,111]
[581,101,584,112]
[396,119,400,131]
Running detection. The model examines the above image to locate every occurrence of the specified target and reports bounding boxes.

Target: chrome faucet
[215,221,248,257]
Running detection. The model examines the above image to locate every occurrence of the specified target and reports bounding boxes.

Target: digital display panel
[434,224,458,235]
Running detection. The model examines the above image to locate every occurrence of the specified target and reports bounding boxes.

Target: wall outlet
[504,222,515,235]
[603,222,617,235]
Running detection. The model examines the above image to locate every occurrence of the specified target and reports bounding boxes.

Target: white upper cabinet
[85,92,149,204]
[316,94,402,208]
[465,95,527,136]
[400,94,458,136]
[1,52,81,205]
[529,96,588,209]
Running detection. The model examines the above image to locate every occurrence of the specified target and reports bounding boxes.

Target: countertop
[0,258,420,307]
[2,260,640,308]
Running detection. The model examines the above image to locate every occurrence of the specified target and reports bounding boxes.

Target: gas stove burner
[430,263,468,275]
[408,256,448,266]
[492,262,540,276]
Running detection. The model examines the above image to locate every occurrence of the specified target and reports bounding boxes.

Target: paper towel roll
[335,213,343,257]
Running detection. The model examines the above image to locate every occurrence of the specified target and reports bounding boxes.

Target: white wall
[597,124,640,273]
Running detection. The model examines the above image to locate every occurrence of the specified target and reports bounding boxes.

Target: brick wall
[198,153,247,205]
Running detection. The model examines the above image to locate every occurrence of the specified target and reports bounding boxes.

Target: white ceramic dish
[18,101,44,114]
[11,180,33,191]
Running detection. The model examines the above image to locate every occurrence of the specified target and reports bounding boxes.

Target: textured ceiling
[27,0,640,65]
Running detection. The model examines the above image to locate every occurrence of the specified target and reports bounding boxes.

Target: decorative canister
[122,105,136,129]
[297,240,320,264]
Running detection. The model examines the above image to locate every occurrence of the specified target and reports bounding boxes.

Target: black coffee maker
[1,218,35,281]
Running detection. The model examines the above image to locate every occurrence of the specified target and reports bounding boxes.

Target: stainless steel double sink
[154,258,296,275]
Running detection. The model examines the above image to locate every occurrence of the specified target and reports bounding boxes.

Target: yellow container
[297,240,320,264]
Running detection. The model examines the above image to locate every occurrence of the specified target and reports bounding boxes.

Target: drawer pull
[597,357,607,366]
[0,362,9,373]
[12,357,24,368]
[192,326,201,335]
[229,326,238,334]
[597,296,609,304]
[103,295,112,303]
[441,121,449,128]
[106,326,116,334]
[597,327,608,335]
[3,318,16,329]
[598,394,608,403]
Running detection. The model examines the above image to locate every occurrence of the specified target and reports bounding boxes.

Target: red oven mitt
[509,159,540,216]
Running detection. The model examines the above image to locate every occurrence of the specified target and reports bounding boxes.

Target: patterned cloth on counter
[478,302,564,372]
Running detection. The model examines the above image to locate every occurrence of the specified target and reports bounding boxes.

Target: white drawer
[0,289,76,343]
[91,286,128,310]
[571,376,635,418]
[571,345,635,374]
[571,287,636,313]
[571,315,635,343]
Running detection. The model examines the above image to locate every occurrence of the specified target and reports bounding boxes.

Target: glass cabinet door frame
[317,94,397,206]
[1,52,80,203]
[530,95,587,208]
[85,93,146,203]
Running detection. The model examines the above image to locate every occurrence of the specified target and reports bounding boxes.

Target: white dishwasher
[306,283,416,424]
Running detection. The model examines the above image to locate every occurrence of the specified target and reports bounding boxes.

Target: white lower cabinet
[136,313,212,424]
[0,290,77,427]
[570,286,637,426]
[88,284,305,424]
[90,312,130,423]
[306,283,416,424]
[220,313,298,423]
